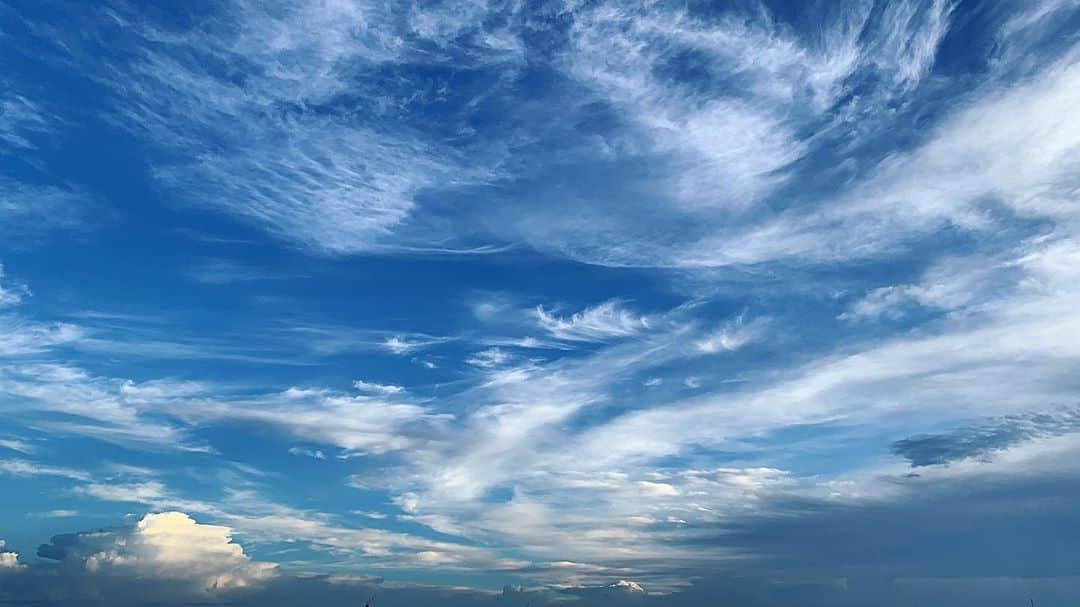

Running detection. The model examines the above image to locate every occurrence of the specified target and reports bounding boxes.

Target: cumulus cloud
[0,539,22,569]
[36,512,276,591]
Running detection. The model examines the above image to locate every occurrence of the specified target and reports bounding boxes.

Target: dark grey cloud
[892,407,1080,467]
[672,467,1080,605]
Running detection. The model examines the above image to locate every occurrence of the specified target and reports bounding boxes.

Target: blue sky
[1,0,1080,605]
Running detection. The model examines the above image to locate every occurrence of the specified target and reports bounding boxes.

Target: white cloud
[0,364,193,450]
[92,1,514,255]
[0,539,22,569]
[565,6,813,210]
[2,365,440,455]
[0,318,84,356]
[160,386,441,454]
[0,177,92,238]
[685,48,1080,268]
[0,459,91,481]
[71,480,528,575]
[2,3,1077,592]
[0,91,52,151]
[287,447,326,460]
[0,438,34,454]
[510,0,956,268]
[465,347,511,368]
[381,335,448,355]
[694,315,766,353]
[637,481,679,497]
[0,264,30,307]
[353,379,405,395]
[75,481,171,504]
[184,259,285,284]
[535,300,651,342]
[52,512,277,591]
[27,509,80,519]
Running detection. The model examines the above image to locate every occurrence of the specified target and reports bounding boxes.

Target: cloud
[353,379,405,395]
[535,300,651,342]
[382,334,449,355]
[0,264,30,307]
[497,0,958,268]
[0,90,52,151]
[694,315,766,353]
[0,459,91,481]
[74,480,172,504]
[702,46,1080,268]
[0,278,87,355]
[143,384,443,455]
[0,438,34,454]
[636,481,679,497]
[892,407,1080,467]
[0,177,93,240]
[464,347,511,368]
[26,509,80,519]
[0,364,194,450]
[184,259,291,284]
[0,319,84,356]
[288,446,326,460]
[36,511,277,591]
[75,0,517,255]
[0,539,22,569]
[2,363,439,454]
[1,3,1079,600]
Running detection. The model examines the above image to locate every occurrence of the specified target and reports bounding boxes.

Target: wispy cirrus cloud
[535,300,651,343]
[83,0,521,256]
[0,264,29,308]
[0,459,91,481]
[2,0,1080,601]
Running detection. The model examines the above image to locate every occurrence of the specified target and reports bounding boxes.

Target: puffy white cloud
[43,512,276,591]
[0,539,22,569]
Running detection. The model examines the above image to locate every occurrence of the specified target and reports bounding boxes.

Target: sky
[1,0,1079,605]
